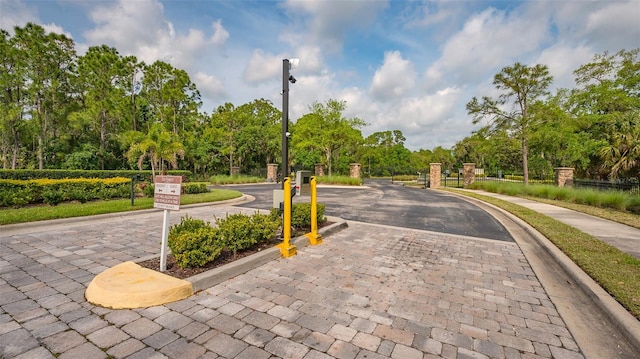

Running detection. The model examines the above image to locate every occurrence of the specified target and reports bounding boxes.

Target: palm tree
[127,123,184,181]
[599,114,640,179]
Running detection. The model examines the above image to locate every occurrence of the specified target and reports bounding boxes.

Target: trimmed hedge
[0,169,192,181]
[0,178,130,207]
[142,182,209,197]
[168,212,281,269]
[291,203,327,229]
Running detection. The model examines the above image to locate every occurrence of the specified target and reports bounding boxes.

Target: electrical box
[273,190,284,209]
[295,170,311,196]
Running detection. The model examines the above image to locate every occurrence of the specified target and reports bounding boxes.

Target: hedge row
[168,204,327,269]
[141,182,209,197]
[0,178,131,207]
[0,169,192,181]
[168,212,281,268]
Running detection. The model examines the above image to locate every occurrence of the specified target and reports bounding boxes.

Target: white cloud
[194,72,226,100]
[370,51,416,101]
[424,7,551,89]
[243,49,283,85]
[282,0,388,52]
[583,1,640,52]
[536,43,594,90]
[210,19,229,46]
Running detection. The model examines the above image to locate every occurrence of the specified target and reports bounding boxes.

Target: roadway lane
[224,179,513,241]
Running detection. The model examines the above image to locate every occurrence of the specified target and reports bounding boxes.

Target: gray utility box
[295,170,311,196]
[273,190,284,209]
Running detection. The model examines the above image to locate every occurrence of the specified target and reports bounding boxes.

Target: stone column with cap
[315,164,325,177]
[349,163,361,178]
[463,163,476,188]
[267,164,278,182]
[555,167,574,187]
[429,163,441,188]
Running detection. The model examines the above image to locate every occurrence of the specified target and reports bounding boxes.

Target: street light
[282,58,299,181]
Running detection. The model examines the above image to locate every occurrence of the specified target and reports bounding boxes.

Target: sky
[1,0,639,151]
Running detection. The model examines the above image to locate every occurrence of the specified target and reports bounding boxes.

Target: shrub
[183,182,208,194]
[249,212,281,244]
[169,227,223,268]
[168,216,222,268]
[169,215,210,237]
[41,189,64,206]
[216,213,254,257]
[291,203,326,229]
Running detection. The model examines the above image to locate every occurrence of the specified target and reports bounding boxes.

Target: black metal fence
[574,179,640,195]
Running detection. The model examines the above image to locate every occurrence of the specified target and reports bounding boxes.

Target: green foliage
[170,227,222,269]
[168,211,280,268]
[291,203,326,229]
[141,182,208,197]
[168,216,220,269]
[209,175,264,185]
[0,189,242,225]
[471,181,640,214]
[316,176,362,186]
[215,213,253,256]
[0,169,190,181]
[0,178,130,207]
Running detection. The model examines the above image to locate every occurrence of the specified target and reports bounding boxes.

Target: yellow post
[278,177,297,257]
[305,176,323,245]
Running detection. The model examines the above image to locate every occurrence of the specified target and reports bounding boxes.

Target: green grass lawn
[0,189,242,225]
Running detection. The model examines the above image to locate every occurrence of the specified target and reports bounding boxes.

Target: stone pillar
[267,163,278,182]
[315,164,325,177]
[555,167,574,187]
[349,163,361,178]
[463,163,476,188]
[231,166,240,176]
[429,163,441,189]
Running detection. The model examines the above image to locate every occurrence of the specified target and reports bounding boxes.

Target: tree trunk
[522,137,529,185]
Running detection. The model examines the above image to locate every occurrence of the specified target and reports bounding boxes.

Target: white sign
[154,175,182,211]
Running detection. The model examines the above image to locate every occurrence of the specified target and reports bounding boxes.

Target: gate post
[429,163,441,189]
[350,163,361,178]
[267,163,278,182]
[463,163,476,188]
[555,167,574,187]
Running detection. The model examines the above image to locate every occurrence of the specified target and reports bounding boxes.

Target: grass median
[447,188,640,320]
[0,189,242,225]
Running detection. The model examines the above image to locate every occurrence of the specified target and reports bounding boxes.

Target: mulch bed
[137,241,275,280]
[138,222,333,280]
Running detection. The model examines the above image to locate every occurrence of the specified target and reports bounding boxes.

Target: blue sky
[2,0,639,150]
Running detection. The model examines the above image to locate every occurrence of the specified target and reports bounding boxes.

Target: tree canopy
[1,23,638,182]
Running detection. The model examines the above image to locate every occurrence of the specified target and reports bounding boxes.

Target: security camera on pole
[279,58,299,258]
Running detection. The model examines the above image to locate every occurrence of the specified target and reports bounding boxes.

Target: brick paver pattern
[0,206,584,358]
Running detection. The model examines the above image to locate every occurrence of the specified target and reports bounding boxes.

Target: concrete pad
[86,261,193,309]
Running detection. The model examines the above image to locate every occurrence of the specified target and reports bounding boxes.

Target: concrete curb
[142,216,348,293]
[0,195,254,236]
[451,192,640,354]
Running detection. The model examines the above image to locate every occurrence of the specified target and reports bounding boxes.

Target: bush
[141,182,208,197]
[0,177,130,207]
[169,227,223,269]
[168,216,222,269]
[215,213,253,257]
[41,189,64,206]
[291,203,326,229]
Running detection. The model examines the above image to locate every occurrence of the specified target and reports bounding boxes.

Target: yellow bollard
[305,176,323,245]
[278,177,297,257]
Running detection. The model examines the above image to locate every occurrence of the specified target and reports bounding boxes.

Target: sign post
[154,175,182,272]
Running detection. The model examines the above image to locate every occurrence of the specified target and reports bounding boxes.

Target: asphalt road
[225,179,513,242]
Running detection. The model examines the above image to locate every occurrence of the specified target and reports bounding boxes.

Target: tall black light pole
[281,58,298,182]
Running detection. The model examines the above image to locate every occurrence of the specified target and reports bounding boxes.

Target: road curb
[0,195,254,236]
[451,192,640,354]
